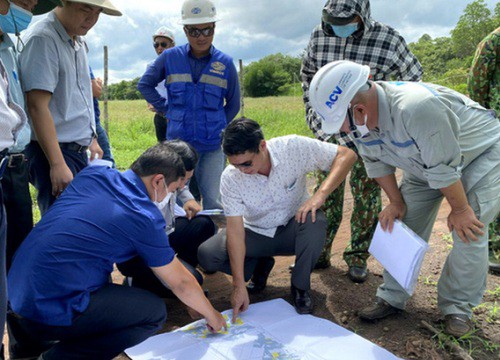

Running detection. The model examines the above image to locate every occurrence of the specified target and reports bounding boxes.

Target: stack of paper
[369,220,429,295]
[174,204,225,217]
[126,298,401,359]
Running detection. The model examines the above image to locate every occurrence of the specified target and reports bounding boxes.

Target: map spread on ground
[125,298,401,359]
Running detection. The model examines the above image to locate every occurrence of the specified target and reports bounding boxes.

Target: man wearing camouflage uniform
[467,27,500,274]
[300,0,422,282]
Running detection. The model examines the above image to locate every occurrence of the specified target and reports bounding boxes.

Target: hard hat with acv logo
[309,60,370,134]
[180,0,219,25]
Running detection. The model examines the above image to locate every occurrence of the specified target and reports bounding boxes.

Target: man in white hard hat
[309,60,500,338]
[299,0,423,283]
[138,0,241,210]
[149,26,175,142]
[18,0,121,216]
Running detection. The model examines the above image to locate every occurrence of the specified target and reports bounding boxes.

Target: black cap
[33,0,63,16]
[322,11,357,26]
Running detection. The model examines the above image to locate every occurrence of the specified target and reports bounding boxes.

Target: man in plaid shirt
[300,0,422,282]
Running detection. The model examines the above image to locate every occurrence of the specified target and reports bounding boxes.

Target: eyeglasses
[184,26,215,38]
[232,153,257,169]
[153,41,171,49]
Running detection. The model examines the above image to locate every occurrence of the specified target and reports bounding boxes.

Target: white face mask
[348,106,370,138]
[153,181,172,212]
[353,114,370,138]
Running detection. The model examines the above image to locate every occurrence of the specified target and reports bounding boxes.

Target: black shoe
[247,257,275,294]
[348,265,368,283]
[291,285,313,314]
[358,298,401,321]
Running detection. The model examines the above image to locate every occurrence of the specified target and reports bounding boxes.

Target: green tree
[450,0,495,58]
[243,54,301,97]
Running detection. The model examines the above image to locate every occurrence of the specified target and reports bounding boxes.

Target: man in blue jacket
[138,0,240,210]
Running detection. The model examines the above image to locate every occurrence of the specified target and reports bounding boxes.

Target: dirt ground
[116,176,499,360]
[3,177,499,360]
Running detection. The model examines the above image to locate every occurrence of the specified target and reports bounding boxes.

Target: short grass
[103,96,311,171]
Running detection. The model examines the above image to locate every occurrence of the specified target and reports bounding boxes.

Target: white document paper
[174,204,224,218]
[369,220,430,295]
[126,298,401,360]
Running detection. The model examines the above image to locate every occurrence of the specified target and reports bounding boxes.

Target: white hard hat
[309,60,370,134]
[179,0,219,25]
[153,26,175,43]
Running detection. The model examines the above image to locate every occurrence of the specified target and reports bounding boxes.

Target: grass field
[30,96,312,221]
[104,96,311,170]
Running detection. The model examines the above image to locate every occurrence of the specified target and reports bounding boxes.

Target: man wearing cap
[138,0,240,210]
[300,0,423,282]
[149,26,175,142]
[309,60,500,337]
[0,1,60,358]
[19,0,121,216]
[198,118,357,316]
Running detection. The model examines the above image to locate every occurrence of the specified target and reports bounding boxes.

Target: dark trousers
[95,123,115,168]
[7,284,166,360]
[198,212,326,290]
[1,152,33,271]
[26,141,88,216]
[117,216,215,297]
[154,113,167,143]
[0,185,7,360]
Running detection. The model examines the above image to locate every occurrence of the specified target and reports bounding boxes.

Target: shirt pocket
[167,109,186,140]
[203,85,223,110]
[168,82,187,106]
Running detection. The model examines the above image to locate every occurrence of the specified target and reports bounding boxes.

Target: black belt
[7,152,26,168]
[59,142,88,153]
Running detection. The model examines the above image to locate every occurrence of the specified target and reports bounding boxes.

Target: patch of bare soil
[117,178,499,360]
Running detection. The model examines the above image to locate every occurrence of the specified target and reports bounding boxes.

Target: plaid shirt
[301,0,423,144]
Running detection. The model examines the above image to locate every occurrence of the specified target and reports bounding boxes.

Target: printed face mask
[331,22,358,38]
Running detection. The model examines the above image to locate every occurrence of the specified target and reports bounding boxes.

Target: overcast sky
[35,0,498,83]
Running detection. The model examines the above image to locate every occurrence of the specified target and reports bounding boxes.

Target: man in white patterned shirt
[198,118,356,316]
[300,0,423,283]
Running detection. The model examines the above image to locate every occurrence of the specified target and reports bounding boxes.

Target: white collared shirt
[221,135,338,237]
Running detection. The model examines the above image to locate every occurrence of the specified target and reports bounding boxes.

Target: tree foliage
[107,77,143,100]
[243,54,301,97]
[450,0,496,58]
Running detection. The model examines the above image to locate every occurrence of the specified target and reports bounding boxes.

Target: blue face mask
[0,3,33,34]
[331,23,358,38]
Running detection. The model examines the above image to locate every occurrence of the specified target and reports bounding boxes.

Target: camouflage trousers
[490,215,500,263]
[315,139,381,268]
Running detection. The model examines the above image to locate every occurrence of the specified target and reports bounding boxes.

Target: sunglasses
[184,26,215,38]
[153,41,171,49]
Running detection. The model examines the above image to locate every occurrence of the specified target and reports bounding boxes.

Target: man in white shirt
[198,118,356,315]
